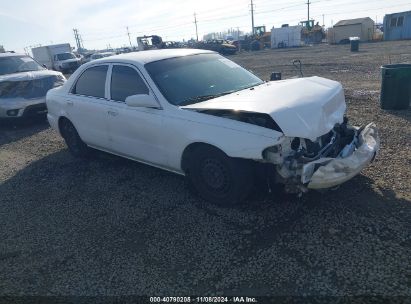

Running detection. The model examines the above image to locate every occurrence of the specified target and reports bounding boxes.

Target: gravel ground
[0,41,410,298]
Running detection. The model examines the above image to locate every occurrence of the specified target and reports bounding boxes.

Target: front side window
[110,65,149,102]
[72,65,108,98]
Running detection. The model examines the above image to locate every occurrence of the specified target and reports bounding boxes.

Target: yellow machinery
[300,20,325,44]
[245,26,271,51]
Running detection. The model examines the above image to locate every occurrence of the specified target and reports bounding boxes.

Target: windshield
[0,56,45,75]
[145,53,264,106]
[57,53,76,60]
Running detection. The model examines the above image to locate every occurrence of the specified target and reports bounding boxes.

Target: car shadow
[1,148,410,295]
[0,117,49,146]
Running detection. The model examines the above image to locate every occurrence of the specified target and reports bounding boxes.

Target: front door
[106,64,167,166]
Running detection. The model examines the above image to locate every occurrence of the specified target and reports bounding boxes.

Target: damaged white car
[46,49,379,204]
[0,53,66,119]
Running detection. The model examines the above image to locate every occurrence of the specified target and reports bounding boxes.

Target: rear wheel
[186,146,254,205]
[59,119,90,158]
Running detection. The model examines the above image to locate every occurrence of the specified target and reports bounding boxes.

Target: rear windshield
[0,56,45,75]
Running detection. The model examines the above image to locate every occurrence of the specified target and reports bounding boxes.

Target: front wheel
[60,119,90,158]
[186,146,254,205]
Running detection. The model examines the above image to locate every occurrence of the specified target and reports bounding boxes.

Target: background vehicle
[137,35,165,51]
[89,52,116,61]
[194,39,237,55]
[46,49,378,205]
[300,20,326,44]
[237,26,271,51]
[31,44,81,73]
[0,53,65,119]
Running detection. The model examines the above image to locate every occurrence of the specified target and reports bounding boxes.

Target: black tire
[59,119,90,158]
[186,146,254,205]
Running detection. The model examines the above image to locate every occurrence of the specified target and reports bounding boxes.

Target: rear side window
[72,65,108,98]
[110,65,149,102]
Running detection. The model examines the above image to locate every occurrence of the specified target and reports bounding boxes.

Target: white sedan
[46,49,379,204]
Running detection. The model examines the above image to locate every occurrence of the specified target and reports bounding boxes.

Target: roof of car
[96,48,215,64]
[0,52,27,58]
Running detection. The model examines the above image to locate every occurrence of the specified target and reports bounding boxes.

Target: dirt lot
[0,41,410,298]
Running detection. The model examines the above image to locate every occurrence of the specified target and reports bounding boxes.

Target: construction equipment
[300,20,325,44]
[238,26,271,51]
[254,26,271,48]
[137,35,165,51]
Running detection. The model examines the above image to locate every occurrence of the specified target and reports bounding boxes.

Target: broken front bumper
[302,123,380,189]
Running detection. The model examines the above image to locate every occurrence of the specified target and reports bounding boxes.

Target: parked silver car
[0,53,65,119]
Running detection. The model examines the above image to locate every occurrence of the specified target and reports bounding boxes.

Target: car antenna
[293,59,304,78]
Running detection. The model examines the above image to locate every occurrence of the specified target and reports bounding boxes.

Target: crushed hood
[182,76,346,141]
[0,70,62,83]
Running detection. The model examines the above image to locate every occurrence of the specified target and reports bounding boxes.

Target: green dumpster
[350,37,359,52]
[380,64,411,110]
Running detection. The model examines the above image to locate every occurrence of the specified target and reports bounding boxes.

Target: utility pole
[194,13,199,41]
[307,0,311,22]
[250,0,255,34]
[322,14,325,27]
[126,26,132,47]
[73,29,83,51]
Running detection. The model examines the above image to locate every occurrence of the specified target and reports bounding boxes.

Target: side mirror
[125,94,159,108]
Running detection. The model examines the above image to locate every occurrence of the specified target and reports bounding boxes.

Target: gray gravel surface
[0,41,410,297]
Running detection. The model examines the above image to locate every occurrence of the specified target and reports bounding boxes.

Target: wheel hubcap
[201,158,229,192]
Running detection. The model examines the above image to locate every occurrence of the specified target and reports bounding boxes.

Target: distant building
[328,17,375,44]
[0,45,5,53]
[383,10,411,41]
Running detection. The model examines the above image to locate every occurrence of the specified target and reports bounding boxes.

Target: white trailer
[271,26,303,49]
[32,44,80,72]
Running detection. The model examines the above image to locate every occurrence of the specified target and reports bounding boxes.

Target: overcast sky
[1,0,411,53]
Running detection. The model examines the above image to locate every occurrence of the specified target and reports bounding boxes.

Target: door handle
[108,110,119,116]
[65,100,74,106]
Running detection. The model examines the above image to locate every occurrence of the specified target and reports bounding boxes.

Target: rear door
[66,64,111,149]
[106,64,167,166]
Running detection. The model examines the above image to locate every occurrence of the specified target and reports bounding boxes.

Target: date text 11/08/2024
[149,296,258,303]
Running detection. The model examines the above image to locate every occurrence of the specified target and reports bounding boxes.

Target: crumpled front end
[263,120,380,192]
[306,123,379,189]
[0,74,65,118]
